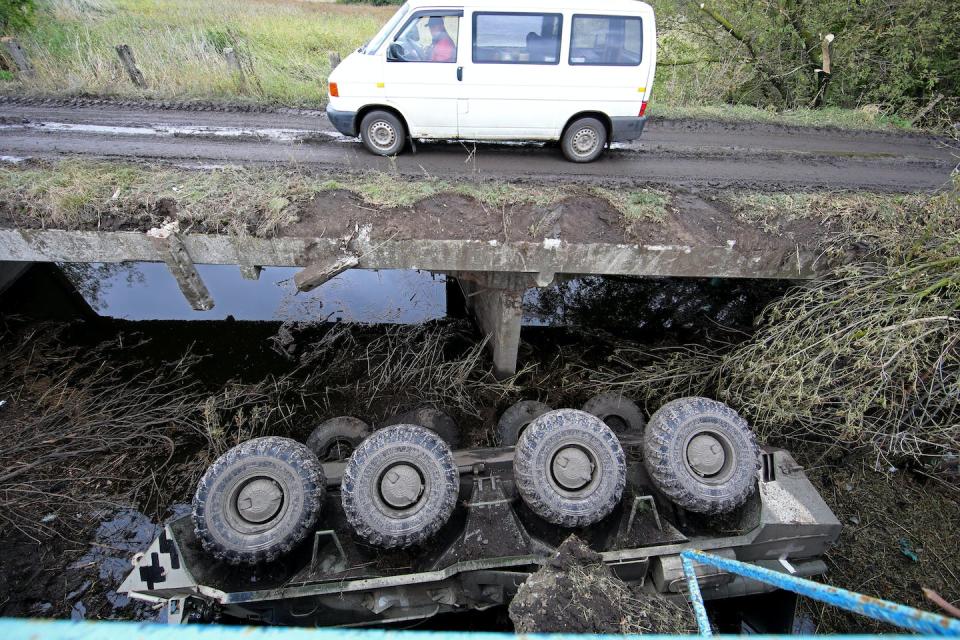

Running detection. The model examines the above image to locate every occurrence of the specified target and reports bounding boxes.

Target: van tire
[306,416,371,462]
[193,437,326,565]
[342,425,459,548]
[514,409,626,527]
[360,110,406,156]
[561,117,607,163]
[643,397,760,515]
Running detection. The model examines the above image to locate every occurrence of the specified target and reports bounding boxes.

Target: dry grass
[4,0,393,107]
[0,322,208,541]
[796,447,960,633]
[567,185,960,472]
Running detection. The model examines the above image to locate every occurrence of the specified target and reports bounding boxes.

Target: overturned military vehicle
[120,396,841,629]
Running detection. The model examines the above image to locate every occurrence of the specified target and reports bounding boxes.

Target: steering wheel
[400,30,424,61]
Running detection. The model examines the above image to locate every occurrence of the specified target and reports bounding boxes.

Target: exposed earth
[1,99,955,192]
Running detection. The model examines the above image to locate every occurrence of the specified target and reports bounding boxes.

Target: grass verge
[2,0,393,107]
[0,159,669,236]
[648,103,913,131]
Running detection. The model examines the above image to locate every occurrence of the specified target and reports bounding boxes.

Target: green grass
[9,0,394,107]
[647,103,913,131]
[590,187,671,223]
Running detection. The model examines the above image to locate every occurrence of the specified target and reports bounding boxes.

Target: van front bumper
[610,116,648,142]
[326,105,358,137]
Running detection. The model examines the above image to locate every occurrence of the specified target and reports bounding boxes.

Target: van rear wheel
[360,110,406,157]
[561,117,607,163]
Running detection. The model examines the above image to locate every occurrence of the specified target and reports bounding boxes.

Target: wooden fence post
[115,44,147,88]
[223,47,246,87]
[1,37,34,77]
[328,51,341,70]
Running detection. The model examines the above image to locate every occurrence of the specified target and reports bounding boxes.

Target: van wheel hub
[236,477,284,524]
[572,127,599,156]
[369,121,397,149]
[379,464,423,509]
[551,446,595,491]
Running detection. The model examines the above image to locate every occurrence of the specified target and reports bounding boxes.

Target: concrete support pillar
[455,271,554,380]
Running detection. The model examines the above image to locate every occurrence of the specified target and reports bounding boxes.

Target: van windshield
[363,3,411,55]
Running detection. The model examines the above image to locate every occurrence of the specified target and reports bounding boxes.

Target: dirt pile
[509,536,696,634]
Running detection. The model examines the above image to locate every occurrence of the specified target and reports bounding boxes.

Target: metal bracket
[626,495,663,533]
[311,530,348,575]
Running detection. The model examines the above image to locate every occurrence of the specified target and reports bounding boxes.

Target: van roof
[405,0,653,13]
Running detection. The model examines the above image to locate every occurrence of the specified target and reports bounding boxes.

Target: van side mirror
[387,43,405,61]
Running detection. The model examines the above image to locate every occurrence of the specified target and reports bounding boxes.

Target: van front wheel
[360,110,406,157]
[561,117,607,163]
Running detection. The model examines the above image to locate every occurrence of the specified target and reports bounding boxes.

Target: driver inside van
[427,17,456,62]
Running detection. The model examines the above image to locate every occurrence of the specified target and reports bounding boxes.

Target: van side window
[570,15,642,66]
[390,14,459,63]
[472,12,562,65]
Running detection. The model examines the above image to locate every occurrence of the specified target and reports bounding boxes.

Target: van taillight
[329,82,339,98]
[639,101,648,117]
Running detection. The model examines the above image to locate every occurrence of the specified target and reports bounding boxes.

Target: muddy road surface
[1,101,956,191]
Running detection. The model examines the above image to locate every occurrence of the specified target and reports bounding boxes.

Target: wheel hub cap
[380,464,423,509]
[236,478,284,523]
[370,121,396,149]
[552,447,594,490]
[687,434,726,476]
[572,128,598,156]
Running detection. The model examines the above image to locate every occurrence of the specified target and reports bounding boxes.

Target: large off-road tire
[306,416,371,462]
[643,397,760,515]
[383,407,460,449]
[497,400,552,446]
[360,110,406,157]
[582,393,646,434]
[342,425,459,548]
[514,409,626,527]
[561,117,607,163]
[193,437,326,565]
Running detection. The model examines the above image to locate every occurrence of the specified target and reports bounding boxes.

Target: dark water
[49,262,794,342]
[59,263,449,324]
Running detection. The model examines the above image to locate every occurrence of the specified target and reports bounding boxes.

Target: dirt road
[2,101,956,191]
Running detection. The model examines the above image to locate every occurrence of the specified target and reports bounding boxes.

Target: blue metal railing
[680,550,960,637]
[0,618,947,640]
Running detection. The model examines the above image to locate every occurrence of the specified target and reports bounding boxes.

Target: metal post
[680,554,713,637]
[681,550,960,636]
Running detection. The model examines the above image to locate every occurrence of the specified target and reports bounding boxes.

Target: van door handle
[457,66,463,81]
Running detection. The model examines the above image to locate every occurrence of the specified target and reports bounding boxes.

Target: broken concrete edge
[148,228,215,311]
[0,228,825,281]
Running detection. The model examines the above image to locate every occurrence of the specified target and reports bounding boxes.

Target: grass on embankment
[1,159,948,243]
[1,0,916,131]
[1,0,393,107]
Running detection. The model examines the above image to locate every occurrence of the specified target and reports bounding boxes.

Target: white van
[326,0,657,163]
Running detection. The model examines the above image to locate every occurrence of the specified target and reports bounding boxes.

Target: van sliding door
[458,11,567,140]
